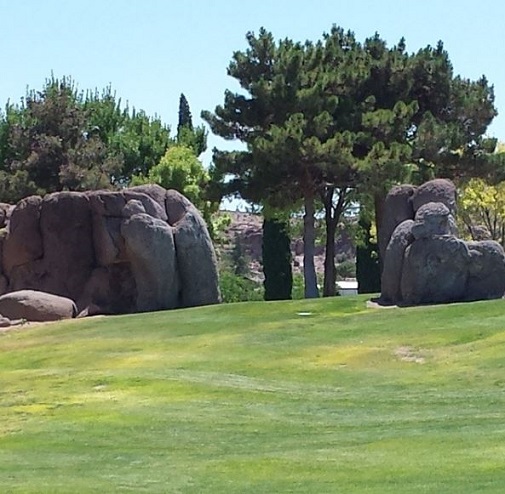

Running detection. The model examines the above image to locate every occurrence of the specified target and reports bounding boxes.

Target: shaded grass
[1,296,505,492]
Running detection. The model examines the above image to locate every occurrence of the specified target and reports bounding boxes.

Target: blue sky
[2,0,504,168]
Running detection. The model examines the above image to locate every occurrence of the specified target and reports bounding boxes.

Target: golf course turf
[1,295,505,493]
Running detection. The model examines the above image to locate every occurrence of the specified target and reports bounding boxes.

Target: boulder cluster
[380,179,505,306]
[0,185,220,324]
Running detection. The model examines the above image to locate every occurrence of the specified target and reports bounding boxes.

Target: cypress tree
[177,93,193,133]
[262,217,293,300]
[356,215,381,294]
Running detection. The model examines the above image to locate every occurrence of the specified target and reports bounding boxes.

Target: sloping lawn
[1,295,505,493]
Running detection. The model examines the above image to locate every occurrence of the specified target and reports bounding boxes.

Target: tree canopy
[204,25,499,297]
[0,76,173,202]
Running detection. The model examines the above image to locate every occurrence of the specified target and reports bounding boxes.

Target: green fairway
[1,296,505,493]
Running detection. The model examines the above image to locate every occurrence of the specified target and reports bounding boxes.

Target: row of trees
[0,76,211,209]
[1,25,505,300]
[203,26,502,297]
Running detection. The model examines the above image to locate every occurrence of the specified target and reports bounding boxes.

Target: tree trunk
[323,216,337,296]
[322,187,347,297]
[303,194,319,298]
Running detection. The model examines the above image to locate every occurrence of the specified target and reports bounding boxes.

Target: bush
[291,273,305,300]
[335,260,356,280]
[219,270,264,303]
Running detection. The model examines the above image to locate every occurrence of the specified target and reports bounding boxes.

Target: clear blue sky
[2,0,504,167]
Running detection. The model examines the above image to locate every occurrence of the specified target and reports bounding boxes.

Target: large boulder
[411,202,453,239]
[379,184,416,259]
[380,220,414,304]
[3,196,43,278]
[401,236,471,305]
[39,192,94,301]
[121,211,180,312]
[0,290,77,322]
[412,178,457,215]
[87,189,166,220]
[128,184,168,212]
[169,190,220,307]
[466,241,505,301]
[380,179,505,306]
[0,186,220,316]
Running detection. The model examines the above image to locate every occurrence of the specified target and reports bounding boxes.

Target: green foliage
[218,269,263,303]
[262,217,292,300]
[210,211,233,244]
[291,273,306,299]
[177,93,193,132]
[205,25,497,297]
[335,259,356,279]
[132,145,209,208]
[459,177,505,245]
[0,76,121,202]
[84,87,172,185]
[0,76,173,202]
[356,214,381,294]
[176,93,207,157]
[203,27,360,298]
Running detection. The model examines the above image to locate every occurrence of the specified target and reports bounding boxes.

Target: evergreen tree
[203,28,358,298]
[84,87,172,185]
[176,93,207,157]
[177,93,193,132]
[355,37,497,261]
[356,214,381,294]
[0,76,121,202]
[262,217,292,300]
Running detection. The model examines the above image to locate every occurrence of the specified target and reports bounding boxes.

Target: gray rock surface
[466,241,505,301]
[172,198,220,307]
[380,220,414,304]
[3,196,43,278]
[401,236,471,305]
[379,178,505,306]
[412,178,457,215]
[0,186,220,318]
[122,213,180,312]
[39,192,94,301]
[411,202,452,239]
[379,184,416,259]
[0,290,77,322]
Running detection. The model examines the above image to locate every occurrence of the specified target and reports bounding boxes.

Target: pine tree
[203,28,359,298]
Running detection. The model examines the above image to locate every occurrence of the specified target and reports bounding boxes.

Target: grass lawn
[1,295,505,493]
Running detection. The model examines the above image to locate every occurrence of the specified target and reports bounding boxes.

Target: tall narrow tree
[177,93,207,157]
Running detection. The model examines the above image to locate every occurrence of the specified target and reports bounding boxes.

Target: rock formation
[0,185,220,320]
[380,179,505,305]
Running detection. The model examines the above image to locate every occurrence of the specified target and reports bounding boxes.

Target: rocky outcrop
[379,184,416,259]
[0,186,220,320]
[380,179,505,305]
[380,220,414,303]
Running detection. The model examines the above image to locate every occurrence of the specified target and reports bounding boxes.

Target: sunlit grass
[1,296,505,492]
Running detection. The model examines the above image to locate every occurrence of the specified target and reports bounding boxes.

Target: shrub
[219,270,264,303]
